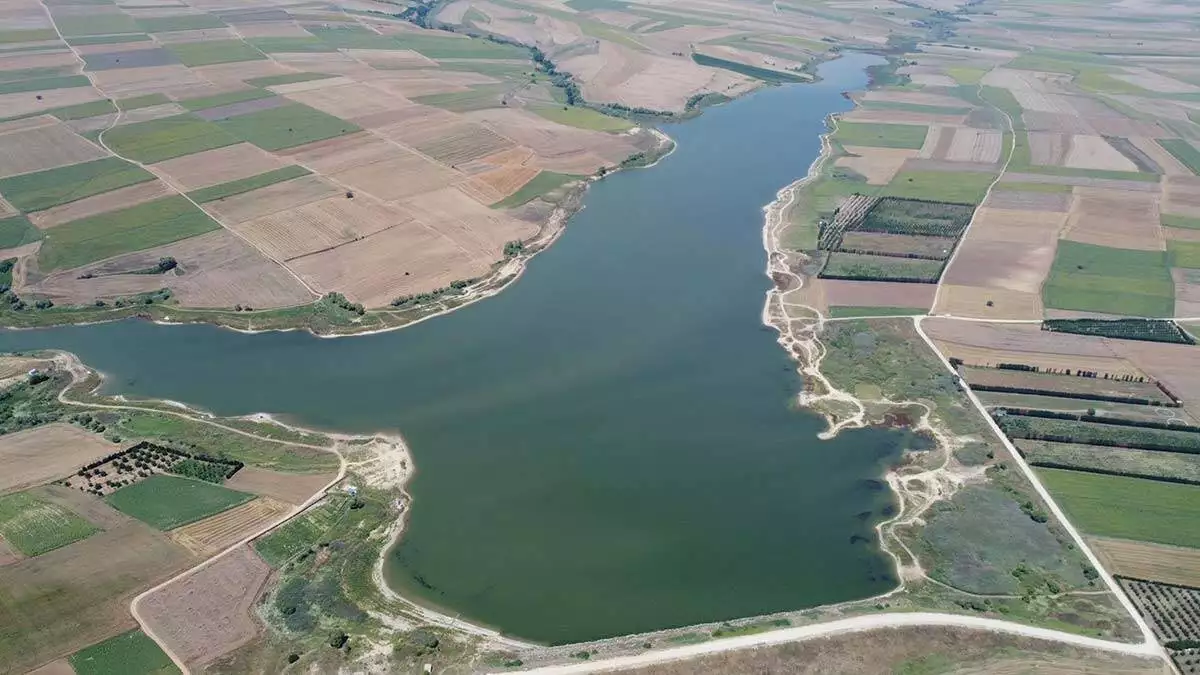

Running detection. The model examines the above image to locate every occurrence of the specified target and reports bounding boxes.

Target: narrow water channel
[0,53,925,644]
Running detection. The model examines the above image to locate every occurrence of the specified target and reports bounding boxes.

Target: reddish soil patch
[139,545,271,668]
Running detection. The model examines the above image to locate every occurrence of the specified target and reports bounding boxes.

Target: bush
[329,631,348,649]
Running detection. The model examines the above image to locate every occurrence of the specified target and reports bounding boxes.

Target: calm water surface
[0,54,921,643]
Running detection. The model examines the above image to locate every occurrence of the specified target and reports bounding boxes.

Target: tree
[329,631,348,649]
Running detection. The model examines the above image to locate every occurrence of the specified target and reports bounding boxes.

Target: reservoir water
[0,53,921,643]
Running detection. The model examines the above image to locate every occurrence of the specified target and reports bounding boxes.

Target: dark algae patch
[0,56,909,644]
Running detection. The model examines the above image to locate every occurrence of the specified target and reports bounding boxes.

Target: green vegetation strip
[528,104,633,132]
[835,122,928,149]
[215,103,359,151]
[166,39,264,66]
[66,33,151,46]
[827,305,927,318]
[1164,214,1200,230]
[54,13,138,37]
[0,215,42,249]
[1157,138,1200,176]
[997,415,1200,454]
[179,87,272,111]
[69,629,180,675]
[0,75,89,95]
[105,474,254,530]
[189,166,310,203]
[1169,240,1200,269]
[255,497,346,566]
[103,114,238,163]
[691,52,808,84]
[1038,468,1200,548]
[0,491,99,556]
[1042,241,1174,317]
[493,171,581,209]
[38,196,219,272]
[0,156,154,212]
[0,29,57,44]
[1021,440,1200,485]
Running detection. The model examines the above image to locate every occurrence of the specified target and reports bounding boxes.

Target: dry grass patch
[138,545,270,668]
[1164,176,1200,219]
[0,120,105,179]
[331,149,464,202]
[28,180,172,229]
[1029,131,1069,166]
[1091,537,1200,588]
[0,424,117,494]
[228,194,414,261]
[1109,339,1200,420]
[89,64,207,98]
[170,497,291,556]
[278,132,393,173]
[1062,187,1163,251]
[835,146,917,185]
[284,81,415,121]
[1130,136,1192,177]
[202,174,338,224]
[151,142,287,190]
[934,284,1044,320]
[224,466,332,506]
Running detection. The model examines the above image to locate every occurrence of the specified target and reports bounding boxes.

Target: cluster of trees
[503,240,524,257]
[1043,318,1196,346]
[1125,580,1200,646]
[971,383,1168,407]
[390,279,475,308]
[322,292,365,316]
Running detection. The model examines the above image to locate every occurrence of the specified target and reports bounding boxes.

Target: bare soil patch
[279,132,392,173]
[192,96,289,121]
[29,180,172,229]
[1110,339,1200,419]
[332,148,464,202]
[1000,172,1159,193]
[821,279,935,309]
[284,81,415,121]
[90,64,208,99]
[139,545,270,668]
[1064,135,1139,172]
[941,208,1065,293]
[1130,136,1192,177]
[1164,176,1200,218]
[0,424,117,494]
[984,189,1072,212]
[1029,132,1069,166]
[946,127,1002,163]
[0,537,21,566]
[228,194,415,261]
[924,319,1140,377]
[934,284,1044,320]
[0,121,106,179]
[1172,268,1200,318]
[170,497,291,556]
[1091,536,1200,588]
[836,146,917,185]
[1062,187,1163,251]
[224,466,333,506]
[0,86,105,120]
[151,142,288,190]
[25,659,74,675]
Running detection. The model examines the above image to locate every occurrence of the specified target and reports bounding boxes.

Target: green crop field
[106,474,254,530]
[37,196,219,272]
[0,491,99,556]
[861,100,972,116]
[820,252,943,282]
[189,165,310,203]
[1020,440,1200,484]
[69,630,179,675]
[827,305,927,318]
[43,99,115,121]
[690,52,808,84]
[0,215,42,249]
[66,33,151,46]
[1164,214,1200,230]
[0,157,154,212]
[493,171,582,209]
[947,66,987,85]
[135,14,225,32]
[102,114,238,163]
[528,104,633,132]
[1158,138,1200,176]
[255,497,347,566]
[0,75,89,95]
[880,171,996,204]
[1042,241,1174,317]
[166,39,264,66]
[0,28,57,44]
[55,13,138,37]
[179,88,273,111]
[215,103,359,151]
[246,37,336,53]
[834,122,929,149]
[1169,240,1200,269]
[1038,468,1200,548]
[414,85,511,113]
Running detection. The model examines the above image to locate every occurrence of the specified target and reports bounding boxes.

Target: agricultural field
[997,414,1200,454]
[819,252,942,283]
[0,157,153,212]
[0,423,116,493]
[69,629,179,675]
[833,122,928,150]
[1094,538,1200,588]
[253,496,347,567]
[0,490,98,556]
[1037,468,1200,549]
[1019,440,1200,485]
[962,366,1173,405]
[1043,319,1196,345]
[1042,241,1175,317]
[105,474,255,530]
[1122,580,1200,674]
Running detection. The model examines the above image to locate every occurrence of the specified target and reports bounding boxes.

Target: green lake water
[0,53,926,644]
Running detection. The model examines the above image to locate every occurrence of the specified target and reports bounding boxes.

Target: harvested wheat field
[284,81,416,121]
[984,189,1073,212]
[331,148,465,202]
[1029,132,1069,166]
[151,143,288,190]
[138,545,270,667]
[28,181,172,229]
[933,284,1044,320]
[170,497,292,556]
[941,208,1066,293]
[202,174,339,224]
[1109,339,1200,418]
[1062,187,1163,251]
[1090,537,1200,588]
[224,466,333,506]
[1130,136,1192,177]
[821,279,935,310]
[1064,135,1140,172]
[836,146,917,185]
[0,424,117,494]
[280,133,394,173]
[0,120,106,179]
[229,194,414,261]
[0,87,104,120]
[923,319,1141,377]
[1163,176,1200,218]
